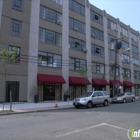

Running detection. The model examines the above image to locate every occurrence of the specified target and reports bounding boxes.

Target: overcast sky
[89,0,140,32]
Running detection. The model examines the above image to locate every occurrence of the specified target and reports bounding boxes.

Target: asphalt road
[0,101,140,140]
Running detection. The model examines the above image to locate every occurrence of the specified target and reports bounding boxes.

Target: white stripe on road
[104,123,128,131]
[55,123,106,138]
[55,123,128,138]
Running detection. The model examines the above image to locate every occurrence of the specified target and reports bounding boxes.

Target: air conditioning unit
[74,27,78,31]
[91,33,95,37]
[81,48,87,53]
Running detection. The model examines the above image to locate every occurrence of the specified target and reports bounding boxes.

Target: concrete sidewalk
[0,101,74,115]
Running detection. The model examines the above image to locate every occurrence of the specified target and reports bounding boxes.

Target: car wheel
[123,98,126,103]
[87,101,93,108]
[75,105,80,109]
[103,100,108,106]
[132,97,135,102]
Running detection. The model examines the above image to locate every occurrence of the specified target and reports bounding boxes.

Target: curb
[0,106,74,116]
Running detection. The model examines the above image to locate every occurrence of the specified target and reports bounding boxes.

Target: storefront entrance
[43,85,62,101]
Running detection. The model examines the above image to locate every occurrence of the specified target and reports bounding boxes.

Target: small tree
[77,66,91,92]
[0,48,18,111]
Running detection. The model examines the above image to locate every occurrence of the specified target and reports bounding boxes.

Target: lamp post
[111,38,122,98]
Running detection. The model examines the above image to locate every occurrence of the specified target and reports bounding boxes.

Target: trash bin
[64,95,67,101]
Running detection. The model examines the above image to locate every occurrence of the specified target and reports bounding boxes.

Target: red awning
[123,81,134,87]
[92,79,109,86]
[110,80,123,86]
[38,74,66,84]
[69,77,91,85]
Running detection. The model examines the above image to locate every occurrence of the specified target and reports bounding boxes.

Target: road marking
[55,123,106,138]
[55,123,128,138]
[104,123,128,131]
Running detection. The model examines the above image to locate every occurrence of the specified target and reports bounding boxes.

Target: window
[120,27,128,37]
[132,45,139,54]
[39,27,62,46]
[132,58,139,67]
[121,54,130,63]
[108,34,115,44]
[69,18,85,34]
[51,0,62,5]
[8,46,20,63]
[38,51,62,68]
[121,41,129,50]
[122,68,131,78]
[40,6,62,25]
[69,0,85,16]
[98,92,103,96]
[135,84,140,96]
[108,50,115,60]
[134,71,140,79]
[69,37,86,51]
[90,10,103,24]
[107,20,117,31]
[69,57,86,70]
[91,27,104,40]
[92,62,105,74]
[12,0,23,11]
[10,19,22,36]
[131,33,137,42]
[91,44,104,57]
[110,66,119,76]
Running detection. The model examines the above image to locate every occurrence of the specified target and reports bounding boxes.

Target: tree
[0,47,18,111]
[77,66,92,92]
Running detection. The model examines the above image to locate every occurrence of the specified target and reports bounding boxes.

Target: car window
[117,93,125,97]
[98,92,103,96]
[93,92,98,97]
[103,91,109,96]
[80,92,93,97]
[127,92,132,96]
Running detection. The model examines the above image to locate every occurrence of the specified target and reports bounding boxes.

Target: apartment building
[0,0,140,102]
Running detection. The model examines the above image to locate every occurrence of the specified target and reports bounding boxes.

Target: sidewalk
[0,101,74,115]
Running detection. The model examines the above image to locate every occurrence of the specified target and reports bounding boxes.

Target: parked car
[73,91,110,109]
[112,92,135,103]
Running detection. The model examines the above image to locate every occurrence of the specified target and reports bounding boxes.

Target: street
[0,101,140,140]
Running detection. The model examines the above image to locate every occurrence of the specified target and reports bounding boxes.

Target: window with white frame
[132,45,139,54]
[91,44,104,57]
[120,27,128,37]
[122,68,131,78]
[69,37,86,51]
[69,57,86,70]
[132,58,139,67]
[39,27,62,46]
[90,10,103,25]
[134,71,140,79]
[40,6,62,25]
[8,45,20,63]
[38,51,62,67]
[110,66,119,76]
[92,62,105,74]
[12,0,23,11]
[121,54,130,63]
[91,27,104,40]
[51,0,62,5]
[131,33,138,42]
[107,20,117,31]
[121,41,129,49]
[69,0,85,16]
[69,18,85,34]
[10,19,22,36]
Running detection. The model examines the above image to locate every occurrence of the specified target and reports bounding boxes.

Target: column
[85,0,92,91]
[62,0,69,100]
[27,0,40,102]
[128,26,134,93]
[103,10,110,93]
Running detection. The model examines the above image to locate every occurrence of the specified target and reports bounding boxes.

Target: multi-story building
[0,0,140,102]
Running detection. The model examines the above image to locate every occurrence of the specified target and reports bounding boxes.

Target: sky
[89,0,140,32]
